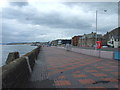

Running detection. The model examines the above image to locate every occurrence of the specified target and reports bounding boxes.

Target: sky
[0,0,118,43]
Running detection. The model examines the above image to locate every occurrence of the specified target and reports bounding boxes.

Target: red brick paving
[45,47,118,88]
[78,79,95,84]
[72,71,81,73]
[27,47,119,89]
[111,72,118,76]
[54,80,71,86]
[101,69,113,71]
[86,70,98,72]
[114,84,120,88]
[91,73,107,77]
[58,76,65,79]
[73,74,87,78]
[101,78,118,82]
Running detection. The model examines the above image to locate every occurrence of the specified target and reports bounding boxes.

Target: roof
[113,36,120,39]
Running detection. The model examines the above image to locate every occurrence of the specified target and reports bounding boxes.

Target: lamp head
[104,10,107,12]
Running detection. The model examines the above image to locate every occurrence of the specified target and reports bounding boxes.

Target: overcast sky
[1,1,118,43]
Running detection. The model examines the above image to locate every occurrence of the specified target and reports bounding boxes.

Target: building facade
[72,36,82,46]
[103,27,120,48]
[50,39,71,46]
[78,32,103,47]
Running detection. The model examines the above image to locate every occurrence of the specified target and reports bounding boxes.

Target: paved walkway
[26,47,119,89]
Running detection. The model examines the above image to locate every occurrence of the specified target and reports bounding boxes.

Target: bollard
[6,52,19,64]
[113,52,120,60]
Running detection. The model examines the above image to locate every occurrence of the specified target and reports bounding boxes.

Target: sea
[0,45,37,67]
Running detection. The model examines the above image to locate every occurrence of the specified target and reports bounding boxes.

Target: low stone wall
[71,48,114,60]
[58,46,114,60]
[2,46,41,88]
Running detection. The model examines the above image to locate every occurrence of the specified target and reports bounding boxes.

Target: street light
[95,10,107,50]
[95,10,98,50]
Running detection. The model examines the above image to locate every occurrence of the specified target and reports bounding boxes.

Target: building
[72,36,82,46]
[107,36,120,48]
[61,39,71,45]
[50,40,58,46]
[57,39,71,45]
[78,32,103,47]
[103,27,120,48]
[50,39,71,46]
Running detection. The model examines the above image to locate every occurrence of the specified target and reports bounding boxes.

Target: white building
[107,36,120,48]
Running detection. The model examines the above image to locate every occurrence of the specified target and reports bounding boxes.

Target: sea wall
[2,46,41,88]
[6,52,20,64]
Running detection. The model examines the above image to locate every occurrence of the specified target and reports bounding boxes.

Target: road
[26,47,119,89]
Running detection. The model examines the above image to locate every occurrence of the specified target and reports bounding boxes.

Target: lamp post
[95,10,98,50]
[95,10,107,50]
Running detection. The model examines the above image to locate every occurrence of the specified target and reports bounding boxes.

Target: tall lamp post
[95,10,107,50]
[95,10,98,50]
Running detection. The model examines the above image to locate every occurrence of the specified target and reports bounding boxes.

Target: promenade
[26,47,119,89]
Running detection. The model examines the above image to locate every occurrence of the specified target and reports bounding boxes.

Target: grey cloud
[2,2,118,43]
[30,13,92,30]
[2,19,58,43]
[2,7,32,20]
[64,2,118,14]
[2,6,92,30]
[10,2,28,7]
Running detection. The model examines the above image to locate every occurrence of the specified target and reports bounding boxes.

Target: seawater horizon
[1,45,37,67]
